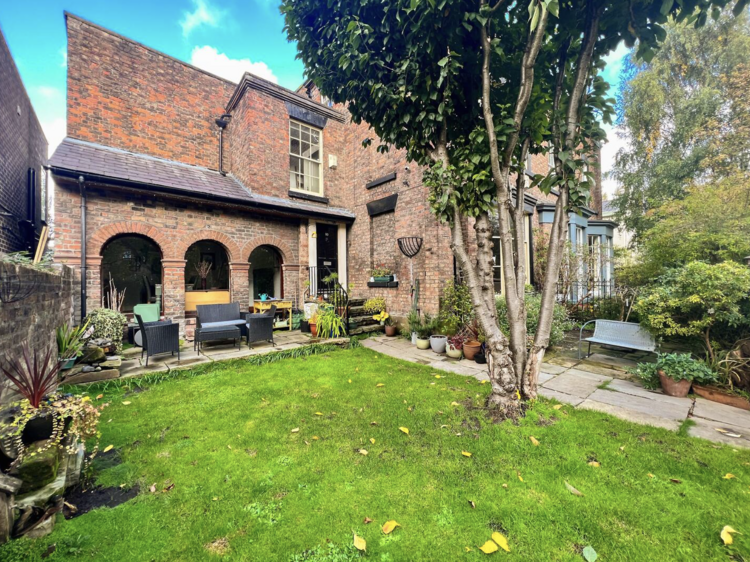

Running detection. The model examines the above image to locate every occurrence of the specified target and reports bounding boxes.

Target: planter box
[693,384,750,411]
[372,275,394,283]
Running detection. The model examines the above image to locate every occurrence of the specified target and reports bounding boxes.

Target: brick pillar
[230,262,250,312]
[298,221,310,304]
[162,259,186,333]
[282,264,301,309]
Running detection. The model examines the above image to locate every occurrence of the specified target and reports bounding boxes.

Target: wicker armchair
[135,314,180,366]
[245,305,276,348]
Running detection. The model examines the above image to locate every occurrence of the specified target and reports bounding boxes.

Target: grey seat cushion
[200,319,246,329]
[199,324,241,334]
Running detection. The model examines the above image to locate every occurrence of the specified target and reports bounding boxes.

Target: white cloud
[600,124,630,199]
[180,0,226,37]
[59,47,67,69]
[189,45,278,84]
[36,86,62,100]
[42,117,67,159]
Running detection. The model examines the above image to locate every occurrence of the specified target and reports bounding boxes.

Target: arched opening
[249,245,283,300]
[184,240,230,311]
[101,234,163,314]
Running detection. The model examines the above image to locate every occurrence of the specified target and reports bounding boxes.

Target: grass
[4,346,750,561]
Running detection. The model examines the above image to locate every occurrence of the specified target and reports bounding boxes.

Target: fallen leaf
[353,534,366,551]
[312,436,319,440]
[348,379,352,383]
[149,484,156,493]
[451,401,461,406]
[619,446,625,451]
[492,532,510,552]
[648,473,655,478]
[670,478,682,484]
[382,520,400,534]
[212,497,218,501]
[363,517,373,524]
[163,483,175,492]
[468,500,476,509]
[370,438,376,444]
[291,428,300,433]
[465,546,472,552]
[376,383,385,387]
[582,545,598,562]
[315,412,323,416]
[435,375,442,379]
[517,471,523,482]
[96,394,103,399]
[724,473,736,480]
[480,380,488,384]
[588,461,600,467]
[727,433,743,438]
[103,445,114,453]
[399,427,409,435]
[553,404,563,410]
[370,421,378,426]
[530,436,540,446]
[479,540,499,554]
[721,525,739,545]
[564,481,583,496]
[502,483,508,489]
[122,401,131,405]
[462,451,472,457]
[359,449,368,456]
[715,428,729,434]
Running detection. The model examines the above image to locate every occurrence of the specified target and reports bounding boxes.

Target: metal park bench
[578,319,657,359]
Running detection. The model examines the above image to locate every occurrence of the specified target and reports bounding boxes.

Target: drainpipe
[215,114,232,175]
[78,175,87,321]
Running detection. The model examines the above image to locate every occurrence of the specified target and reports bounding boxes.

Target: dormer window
[290,120,322,195]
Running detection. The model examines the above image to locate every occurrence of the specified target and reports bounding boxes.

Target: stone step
[348,315,379,327]
[349,323,384,336]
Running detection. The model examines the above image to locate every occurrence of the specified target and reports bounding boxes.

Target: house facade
[49,13,614,334]
[0,27,48,255]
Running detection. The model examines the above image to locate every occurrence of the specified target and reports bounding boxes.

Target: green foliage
[631,353,717,389]
[416,313,438,339]
[438,281,474,331]
[496,293,574,347]
[84,308,127,354]
[406,309,422,336]
[370,266,393,277]
[56,321,91,360]
[315,306,347,339]
[363,297,386,314]
[0,251,54,271]
[634,262,750,351]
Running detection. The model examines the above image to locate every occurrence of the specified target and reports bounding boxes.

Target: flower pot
[446,344,463,359]
[463,340,481,361]
[385,325,397,337]
[416,338,431,350]
[693,384,750,411]
[310,323,318,338]
[59,357,76,371]
[430,335,447,354]
[373,275,394,283]
[21,413,55,445]
[658,371,691,398]
[300,320,310,333]
[474,352,487,364]
[411,332,417,345]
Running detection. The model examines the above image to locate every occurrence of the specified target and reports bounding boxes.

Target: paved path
[361,335,750,449]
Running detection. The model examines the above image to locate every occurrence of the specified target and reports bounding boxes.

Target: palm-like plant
[1,344,60,408]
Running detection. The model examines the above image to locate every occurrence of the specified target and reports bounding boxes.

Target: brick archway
[89,221,172,258]
[242,236,294,264]
[175,230,241,262]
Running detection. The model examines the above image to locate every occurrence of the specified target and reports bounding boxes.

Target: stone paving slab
[538,372,556,385]
[687,417,750,449]
[586,389,692,421]
[692,399,750,428]
[578,399,681,431]
[541,371,611,399]
[540,364,568,375]
[538,387,585,406]
[585,353,639,370]
[606,379,691,406]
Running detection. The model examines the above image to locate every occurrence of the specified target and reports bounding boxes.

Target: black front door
[316,223,338,290]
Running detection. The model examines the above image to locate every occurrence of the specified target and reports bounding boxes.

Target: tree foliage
[611,9,750,241]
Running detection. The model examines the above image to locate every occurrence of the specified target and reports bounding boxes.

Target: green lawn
[4,344,750,561]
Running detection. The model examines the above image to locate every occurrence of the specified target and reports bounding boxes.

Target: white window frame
[289,120,324,196]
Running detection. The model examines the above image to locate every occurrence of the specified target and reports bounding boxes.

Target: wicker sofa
[195,303,248,351]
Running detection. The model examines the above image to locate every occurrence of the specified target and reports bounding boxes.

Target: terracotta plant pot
[430,335,447,354]
[310,323,318,338]
[463,341,481,361]
[658,371,692,398]
[693,384,750,411]
[385,325,397,337]
[446,344,463,359]
[416,338,431,350]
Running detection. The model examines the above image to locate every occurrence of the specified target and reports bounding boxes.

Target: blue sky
[0,0,628,196]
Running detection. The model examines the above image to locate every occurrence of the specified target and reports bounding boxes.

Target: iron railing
[305,266,349,335]
[555,280,629,322]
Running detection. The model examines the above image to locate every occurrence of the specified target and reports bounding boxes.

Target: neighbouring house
[48,13,616,335]
[602,200,634,249]
[0,26,48,255]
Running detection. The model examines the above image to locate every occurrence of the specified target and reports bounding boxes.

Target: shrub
[634,261,750,361]
[315,305,346,338]
[438,281,474,328]
[85,308,127,353]
[363,297,387,314]
[631,353,717,390]
[495,293,574,348]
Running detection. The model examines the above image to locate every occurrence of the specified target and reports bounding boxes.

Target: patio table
[253,299,293,331]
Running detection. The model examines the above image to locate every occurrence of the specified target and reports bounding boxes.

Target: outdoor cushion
[133,303,160,323]
[200,319,246,329]
[199,324,242,334]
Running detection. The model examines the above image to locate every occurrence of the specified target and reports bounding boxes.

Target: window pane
[309,172,320,194]
[290,121,300,136]
[291,138,300,156]
[301,140,311,158]
[311,130,320,147]
[290,155,301,173]
[310,145,320,161]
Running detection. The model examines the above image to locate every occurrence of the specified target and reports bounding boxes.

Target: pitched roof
[48,138,355,221]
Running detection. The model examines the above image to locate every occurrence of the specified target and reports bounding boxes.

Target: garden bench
[578,319,657,359]
[195,303,248,351]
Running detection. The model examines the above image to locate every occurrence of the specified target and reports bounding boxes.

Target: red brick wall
[65,14,235,170]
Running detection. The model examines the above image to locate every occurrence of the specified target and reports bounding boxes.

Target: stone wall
[0,262,74,407]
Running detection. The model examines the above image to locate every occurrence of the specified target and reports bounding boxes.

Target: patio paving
[361,335,750,448]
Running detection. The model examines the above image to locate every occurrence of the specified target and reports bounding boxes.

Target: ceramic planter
[693,384,750,411]
[416,338,431,350]
[658,371,691,398]
[430,335,447,354]
[373,275,394,283]
[59,357,76,370]
[446,344,463,359]
[411,332,417,345]
[463,341,481,361]
[385,325,397,337]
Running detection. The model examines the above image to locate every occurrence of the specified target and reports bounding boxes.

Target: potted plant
[309,312,319,338]
[316,306,346,338]
[463,339,482,361]
[406,309,421,345]
[374,311,397,336]
[415,319,432,350]
[371,266,394,283]
[194,260,212,290]
[446,335,465,359]
[55,321,91,370]
[632,353,717,398]
[363,297,386,315]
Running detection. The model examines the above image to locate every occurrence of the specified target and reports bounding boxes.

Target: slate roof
[48,138,355,221]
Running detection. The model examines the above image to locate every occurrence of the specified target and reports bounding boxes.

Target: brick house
[0,27,48,255]
[49,13,614,334]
